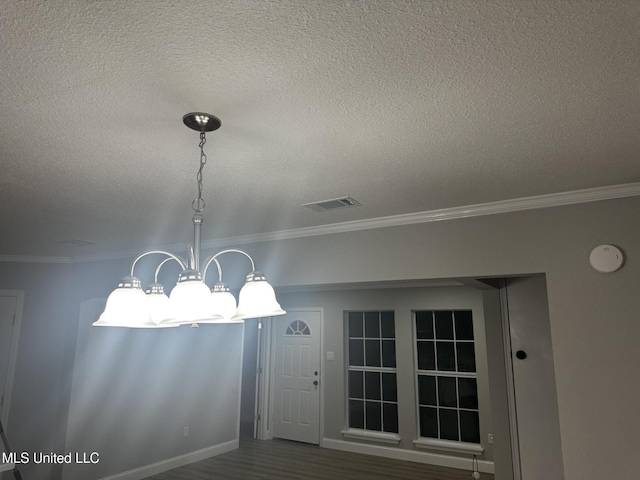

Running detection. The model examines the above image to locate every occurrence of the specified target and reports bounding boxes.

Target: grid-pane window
[415,310,480,443]
[347,311,398,433]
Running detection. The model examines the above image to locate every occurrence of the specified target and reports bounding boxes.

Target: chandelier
[94,113,286,328]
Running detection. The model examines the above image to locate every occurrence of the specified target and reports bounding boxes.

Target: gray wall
[0,261,78,480]
[63,300,243,479]
[246,196,640,480]
[0,257,244,480]
[278,285,493,460]
[1,195,639,480]
[240,318,259,426]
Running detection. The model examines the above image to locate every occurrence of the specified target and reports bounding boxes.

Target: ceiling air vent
[303,196,362,213]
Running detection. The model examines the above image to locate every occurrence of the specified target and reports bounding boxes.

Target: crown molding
[3,182,640,264]
[0,255,72,264]
[199,181,640,246]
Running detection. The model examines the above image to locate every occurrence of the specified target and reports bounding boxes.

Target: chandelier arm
[201,249,257,283]
[201,257,223,284]
[153,257,182,283]
[130,250,188,277]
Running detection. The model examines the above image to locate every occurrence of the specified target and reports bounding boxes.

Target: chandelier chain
[192,131,207,213]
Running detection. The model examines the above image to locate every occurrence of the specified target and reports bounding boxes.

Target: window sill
[342,429,401,445]
[413,438,484,455]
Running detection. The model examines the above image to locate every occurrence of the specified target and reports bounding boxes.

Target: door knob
[515,350,527,360]
[313,380,318,386]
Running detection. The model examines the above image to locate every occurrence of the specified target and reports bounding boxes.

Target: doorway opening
[239,276,564,479]
[0,290,25,429]
[240,309,324,444]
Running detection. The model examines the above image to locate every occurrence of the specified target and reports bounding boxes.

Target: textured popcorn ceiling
[1,1,639,258]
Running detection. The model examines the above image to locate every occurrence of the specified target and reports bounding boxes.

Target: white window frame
[344,310,400,439]
[413,309,482,450]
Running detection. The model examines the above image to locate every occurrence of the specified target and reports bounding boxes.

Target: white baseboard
[99,439,239,480]
[322,438,494,474]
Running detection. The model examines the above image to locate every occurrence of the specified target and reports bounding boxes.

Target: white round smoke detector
[589,245,624,273]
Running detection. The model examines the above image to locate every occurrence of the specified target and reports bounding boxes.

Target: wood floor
[147,436,492,480]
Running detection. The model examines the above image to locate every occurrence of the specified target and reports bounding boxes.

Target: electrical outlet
[487,433,494,444]
[183,426,189,437]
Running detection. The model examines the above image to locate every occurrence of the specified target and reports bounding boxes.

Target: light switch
[326,351,334,360]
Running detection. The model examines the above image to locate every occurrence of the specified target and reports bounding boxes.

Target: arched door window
[285,320,311,336]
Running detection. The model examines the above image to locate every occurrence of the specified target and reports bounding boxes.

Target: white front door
[272,310,321,444]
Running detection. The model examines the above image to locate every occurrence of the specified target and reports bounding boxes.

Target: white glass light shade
[232,271,286,320]
[93,276,155,328]
[202,282,239,323]
[146,283,178,327]
[169,270,222,324]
